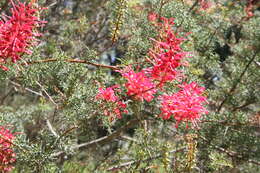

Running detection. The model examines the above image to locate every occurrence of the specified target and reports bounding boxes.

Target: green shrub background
[0,0,259,172]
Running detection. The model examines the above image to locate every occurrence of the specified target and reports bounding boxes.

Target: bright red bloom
[0,0,46,70]
[0,126,16,172]
[120,67,157,102]
[96,85,120,102]
[159,82,208,127]
[245,0,256,19]
[148,17,188,86]
[199,0,211,10]
[96,85,128,119]
[147,12,158,22]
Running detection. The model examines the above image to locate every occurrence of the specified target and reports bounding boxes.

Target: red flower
[159,82,208,127]
[148,17,188,86]
[0,126,16,172]
[147,12,158,22]
[96,85,120,102]
[245,0,255,19]
[120,67,157,102]
[96,85,128,119]
[0,0,46,70]
[199,0,211,10]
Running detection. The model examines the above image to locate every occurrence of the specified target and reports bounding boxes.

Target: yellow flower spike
[111,0,128,44]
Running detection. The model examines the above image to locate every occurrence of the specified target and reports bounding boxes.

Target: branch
[254,61,260,67]
[107,147,186,171]
[217,52,258,112]
[119,135,138,143]
[51,118,141,157]
[22,58,119,70]
[46,119,59,138]
[158,0,171,17]
[200,120,249,127]
[36,81,58,108]
[215,145,260,166]
[9,81,44,97]
[232,100,256,112]
[199,135,260,166]
[0,88,13,105]
[188,0,199,12]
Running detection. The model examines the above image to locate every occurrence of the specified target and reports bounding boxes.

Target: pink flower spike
[148,15,188,86]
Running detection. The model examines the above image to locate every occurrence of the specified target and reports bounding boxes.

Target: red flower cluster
[96,85,128,119]
[148,16,188,86]
[159,82,208,127]
[117,16,187,101]
[0,0,46,71]
[147,12,158,22]
[96,13,208,127]
[198,0,211,10]
[0,126,16,172]
[96,85,119,102]
[120,67,157,102]
[245,0,259,19]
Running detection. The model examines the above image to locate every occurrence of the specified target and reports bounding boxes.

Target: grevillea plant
[96,13,208,128]
[0,0,46,71]
[0,126,15,172]
[0,0,259,171]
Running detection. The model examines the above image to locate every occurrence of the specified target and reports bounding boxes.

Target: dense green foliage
[0,0,259,172]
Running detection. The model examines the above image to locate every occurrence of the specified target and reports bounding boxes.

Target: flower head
[159,82,208,127]
[199,0,211,10]
[96,85,128,119]
[120,67,157,102]
[96,85,120,102]
[0,126,16,172]
[147,12,158,22]
[0,0,46,70]
[148,16,188,86]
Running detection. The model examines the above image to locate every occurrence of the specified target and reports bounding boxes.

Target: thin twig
[217,52,258,112]
[47,125,78,152]
[0,89,13,105]
[215,144,260,166]
[107,147,186,171]
[9,81,44,97]
[51,118,141,157]
[188,0,199,12]
[46,119,59,138]
[200,120,249,127]
[232,100,256,112]
[198,134,260,166]
[22,58,119,70]
[36,81,58,108]
[254,61,260,67]
[158,0,171,17]
[119,135,138,143]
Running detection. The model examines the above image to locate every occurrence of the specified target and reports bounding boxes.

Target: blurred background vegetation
[0,0,259,172]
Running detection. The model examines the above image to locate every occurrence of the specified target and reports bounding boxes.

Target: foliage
[0,0,259,172]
